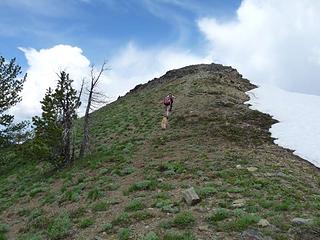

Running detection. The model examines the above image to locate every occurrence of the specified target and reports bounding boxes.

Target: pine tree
[32,72,80,167]
[55,71,80,165]
[0,56,27,146]
[32,88,63,164]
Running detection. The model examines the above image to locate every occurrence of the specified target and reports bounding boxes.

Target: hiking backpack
[163,96,171,106]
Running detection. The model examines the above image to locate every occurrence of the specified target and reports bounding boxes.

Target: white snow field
[246,84,320,168]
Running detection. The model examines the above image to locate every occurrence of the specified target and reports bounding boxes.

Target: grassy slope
[1,64,320,240]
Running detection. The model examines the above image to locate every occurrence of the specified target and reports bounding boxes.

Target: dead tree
[79,62,108,158]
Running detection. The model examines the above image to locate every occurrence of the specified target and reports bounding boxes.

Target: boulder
[232,199,246,208]
[182,187,200,206]
[257,219,271,227]
[247,167,258,172]
[291,218,313,225]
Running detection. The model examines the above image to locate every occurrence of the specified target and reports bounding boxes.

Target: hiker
[163,93,175,116]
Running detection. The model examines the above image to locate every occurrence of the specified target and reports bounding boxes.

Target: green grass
[196,186,217,198]
[79,218,94,229]
[127,180,157,193]
[101,223,113,233]
[226,214,260,231]
[173,212,195,228]
[125,199,145,212]
[47,212,71,240]
[0,223,8,240]
[87,187,103,201]
[92,200,110,212]
[112,212,131,226]
[29,186,48,197]
[131,210,154,221]
[117,228,130,240]
[141,231,160,240]
[163,231,196,240]
[17,232,43,240]
[154,198,179,213]
[207,208,231,223]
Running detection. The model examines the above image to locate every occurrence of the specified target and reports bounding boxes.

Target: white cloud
[198,0,320,95]
[11,45,91,120]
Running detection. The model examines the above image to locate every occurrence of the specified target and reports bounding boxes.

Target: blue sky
[0,0,240,69]
[2,0,320,121]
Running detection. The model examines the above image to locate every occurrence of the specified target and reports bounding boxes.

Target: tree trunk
[79,90,92,158]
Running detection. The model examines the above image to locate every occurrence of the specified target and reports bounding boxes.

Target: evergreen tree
[55,71,80,165]
[32,88,63,163]
[33,72,80,167]
[0,56,27,146]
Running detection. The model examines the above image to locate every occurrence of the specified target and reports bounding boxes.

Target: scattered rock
[200,176,210,181]
[236,165,242,169]
[276,172,287,177]
[291,218,313,225]
[198,225,209,231]
[241,229,270,240]
[164,170,176,176]
[232,199,246,208]
[257,219,270,227]
[182,187,201,206]
[247,167,258,172]
[193,206,208,213]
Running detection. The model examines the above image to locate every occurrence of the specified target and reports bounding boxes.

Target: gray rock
[232,199,246,208]
[198,225,209,231]
[247,167,258,172]
[257,219,270,227]
[241,229,271,240]
[182,187,200,206]
[291,218,313,225]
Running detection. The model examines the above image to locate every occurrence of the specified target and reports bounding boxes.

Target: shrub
[117,228,130,240]
[196,186,217,198]
[163,231,196,240]
[227,214,260,231]
[128,180,157,193]
[87,187,103,201]
[102,223,113,233]
[92,201,110,212]
[112,212,131,226]
[207,208,230,223]
[141,231,159,240]
[79,218,94,229]
[47,212,71,240]
[173,212,195,228]
[125,199,145,212]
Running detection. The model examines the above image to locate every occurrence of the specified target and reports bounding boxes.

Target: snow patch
[246,84,320,168]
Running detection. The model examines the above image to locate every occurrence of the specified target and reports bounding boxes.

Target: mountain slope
[1,63,320,240]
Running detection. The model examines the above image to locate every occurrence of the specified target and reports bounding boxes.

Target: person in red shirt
[163,93,175,116]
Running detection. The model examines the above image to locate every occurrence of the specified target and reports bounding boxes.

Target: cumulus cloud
[11,45,91,120]
[198,0,320,95]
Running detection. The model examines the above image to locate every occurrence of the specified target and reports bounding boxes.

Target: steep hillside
[1,64,320,240]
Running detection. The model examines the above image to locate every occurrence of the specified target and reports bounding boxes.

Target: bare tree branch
[79,60,109,158]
